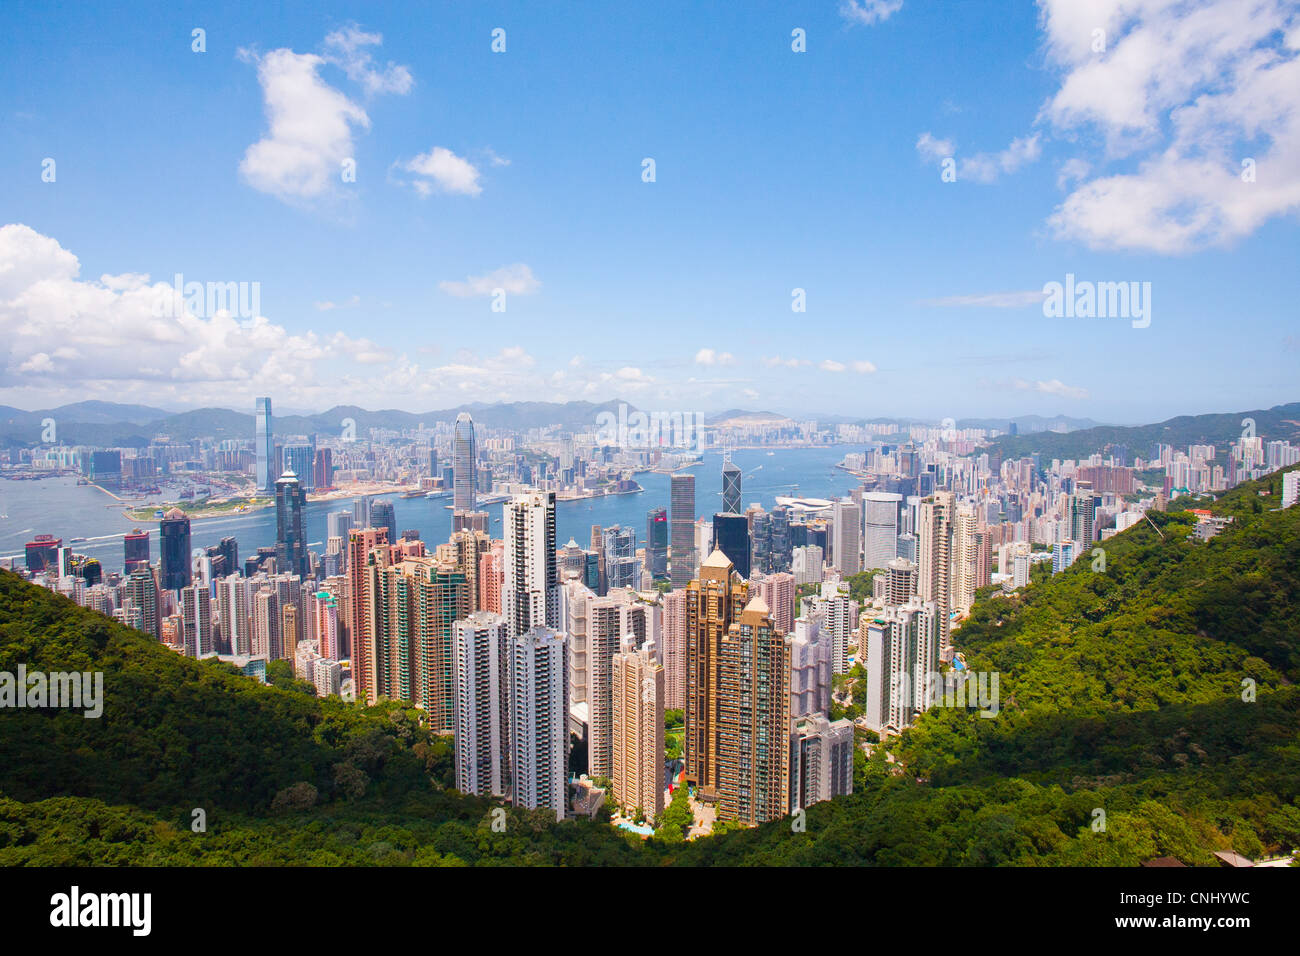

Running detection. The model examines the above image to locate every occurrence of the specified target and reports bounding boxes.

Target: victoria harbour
[1,446,866,572]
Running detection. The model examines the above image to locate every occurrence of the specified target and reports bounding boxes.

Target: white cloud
[314,294,360,311]
[1056,157,1091,189]
[484,147,511,167]
[694,348,735,366]
[916,132,953,161]
[1013,377,1089,400]
[322,25,413,95]
[916,132,1041,183]
[920,290,1048,307]
[238,28,409,205]
[819,358,874,373]
[398,146,483,197]
[438,264,540,297]
[0,223,393,405]
[1038,0,1300,252]
[763,356,811,368]
[840,0,903,27]
[959,134,1042,184]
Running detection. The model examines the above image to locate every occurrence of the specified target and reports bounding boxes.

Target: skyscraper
[831,498,861,575]
[864,599,939,733]
[645,507,669,579]
[217,573,253,656]
[602,525,639,590]
[123,528,150,573]
[685,549,749,801]
[348,527,390,697]
[326,510,353,548]
[670,473,696,589]
[159,508,191,592]
[661,588,687,711]
[123,565,159,640]
[611,634,665,819]
[789,714,854,812]
[715,595,791,825]
[753,571,796,635]
[313,447,333,490]
[452,611,510,799]
[370,499,397,543]
[721,457,742,515]
[353,495,372,530]
[503,491,559,639]
[585,589,658,780]
[255,397,274,493]
[274,470,309,579]
[283,442,315,493]
[1069,482,1098,546]
[368,556,469,727]
[711,512,751,578]
[509,626,569,821]
[952,502,980,615]
[180,585,213,658]
[862,491,902,572]
[918,491,955,659]
[885,557,918,605]
[453,412,477,514]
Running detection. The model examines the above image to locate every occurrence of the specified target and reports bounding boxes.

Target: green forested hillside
[1,468,1297,866]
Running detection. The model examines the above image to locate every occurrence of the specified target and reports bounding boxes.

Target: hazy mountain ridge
[984,402,1300,461]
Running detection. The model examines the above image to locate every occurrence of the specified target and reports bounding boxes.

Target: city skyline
[2,0,1299,891]
[2,1,1297,421]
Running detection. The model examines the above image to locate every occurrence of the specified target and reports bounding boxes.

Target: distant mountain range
[0,399,632,447]
[984,402,1300,460]
[1,398,1289,453]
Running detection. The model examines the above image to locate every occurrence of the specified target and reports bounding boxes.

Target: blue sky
[1,0,1297,424]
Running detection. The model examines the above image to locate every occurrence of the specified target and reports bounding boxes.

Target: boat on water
[399,490,426,498]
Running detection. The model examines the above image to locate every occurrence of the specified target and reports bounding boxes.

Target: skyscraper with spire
[721,457,742,515]
[255,397,274,493]
[453,412,477,514]
[684,548,749,800]
[275,469,309,579]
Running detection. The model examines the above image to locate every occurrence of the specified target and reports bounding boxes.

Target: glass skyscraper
[453,412,477,513]
[670,473,696,590]
[275,470,309,578]
[255,397,274,493]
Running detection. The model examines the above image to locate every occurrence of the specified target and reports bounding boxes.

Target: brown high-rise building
[590,524,606,595]
[347,527,390,703]
[715,595,791,825]
[282,603,298,663]
[366,556,469,728]
[436,529,492,612]
[684,549,750,801]
[611,634,665,820]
